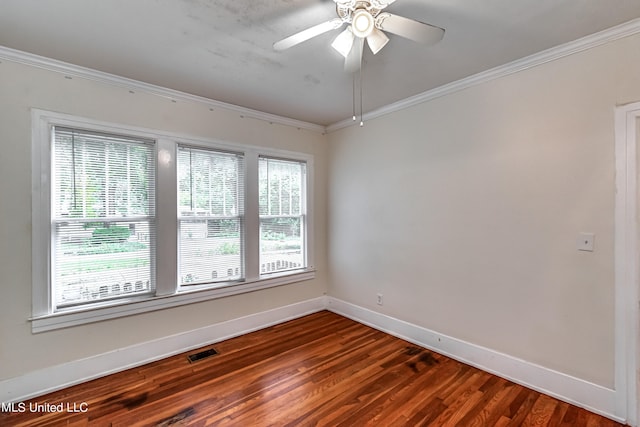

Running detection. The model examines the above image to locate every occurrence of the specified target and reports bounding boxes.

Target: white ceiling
[1,0,640,126]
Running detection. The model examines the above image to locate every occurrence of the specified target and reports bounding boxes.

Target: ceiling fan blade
[366,28,389,55]
[344,37,365,73]
[376,13,444,45]
[274,18,344,51]
[331,27,355,58]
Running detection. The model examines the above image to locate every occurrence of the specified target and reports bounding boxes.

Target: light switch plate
[577,233,595,252]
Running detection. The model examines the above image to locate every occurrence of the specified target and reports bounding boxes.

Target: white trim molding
[327,17,640,132]
[614,101,640,427]
[326,297,627,424]
[1,297,327,404]
[0,46,326,134]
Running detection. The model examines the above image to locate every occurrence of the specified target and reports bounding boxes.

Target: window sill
[30,269,316,333]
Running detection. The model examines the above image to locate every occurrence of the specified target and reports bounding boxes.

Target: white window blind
[178,146,245,285]
[51,127,156,309]
[259,157,307,274]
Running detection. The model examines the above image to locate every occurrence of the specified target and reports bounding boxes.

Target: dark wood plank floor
[0,311,625,426]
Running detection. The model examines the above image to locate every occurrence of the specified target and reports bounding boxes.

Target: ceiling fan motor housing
[336,1,385,27]
[352,10,375,38]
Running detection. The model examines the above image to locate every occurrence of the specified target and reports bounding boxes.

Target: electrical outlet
[377,293,383,306]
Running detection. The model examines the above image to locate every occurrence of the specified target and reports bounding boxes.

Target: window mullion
[244,150,260,281]
[155,138,178,296]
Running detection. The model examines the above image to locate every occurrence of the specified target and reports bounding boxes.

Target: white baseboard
[326,297,625,424]
[0,297,326,403]
[1,295,627,425]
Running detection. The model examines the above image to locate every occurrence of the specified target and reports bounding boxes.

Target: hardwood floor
[1,311,625,426]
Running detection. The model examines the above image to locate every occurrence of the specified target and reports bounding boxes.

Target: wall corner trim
[326,297,626,424]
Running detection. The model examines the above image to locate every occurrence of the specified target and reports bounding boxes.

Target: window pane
[259,217,304,274]
[178,147,244,285]
[54,220,153,307]
[259,157,306,274]
[52,127,156,309]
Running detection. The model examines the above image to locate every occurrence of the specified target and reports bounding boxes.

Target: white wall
[327,33,640,389]
[0,59,328,381]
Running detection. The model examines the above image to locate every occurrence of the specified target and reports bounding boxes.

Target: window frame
[177,144,246,287]
[50,126,158,310]
[31,109,315,333]
[258,156,309,275]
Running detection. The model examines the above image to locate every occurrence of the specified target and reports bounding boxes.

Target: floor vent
[187,348,219,363]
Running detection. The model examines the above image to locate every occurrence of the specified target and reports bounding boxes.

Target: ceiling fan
[273,0,445,72]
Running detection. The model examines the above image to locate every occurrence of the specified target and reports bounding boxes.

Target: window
[259,157,307,274]
[51,127,156,309]
[31,110,314,332]
[178,147,244,285]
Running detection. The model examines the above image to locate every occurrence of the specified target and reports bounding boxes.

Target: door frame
[614,101,640,426]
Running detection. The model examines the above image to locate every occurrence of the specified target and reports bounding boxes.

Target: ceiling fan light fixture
[331,27,355,58]
[366,27,389,54]
[351,10,374,38]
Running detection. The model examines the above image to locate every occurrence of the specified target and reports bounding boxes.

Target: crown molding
[0,45,327,134]
[3,16,640,136]
[327,17,640,133]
